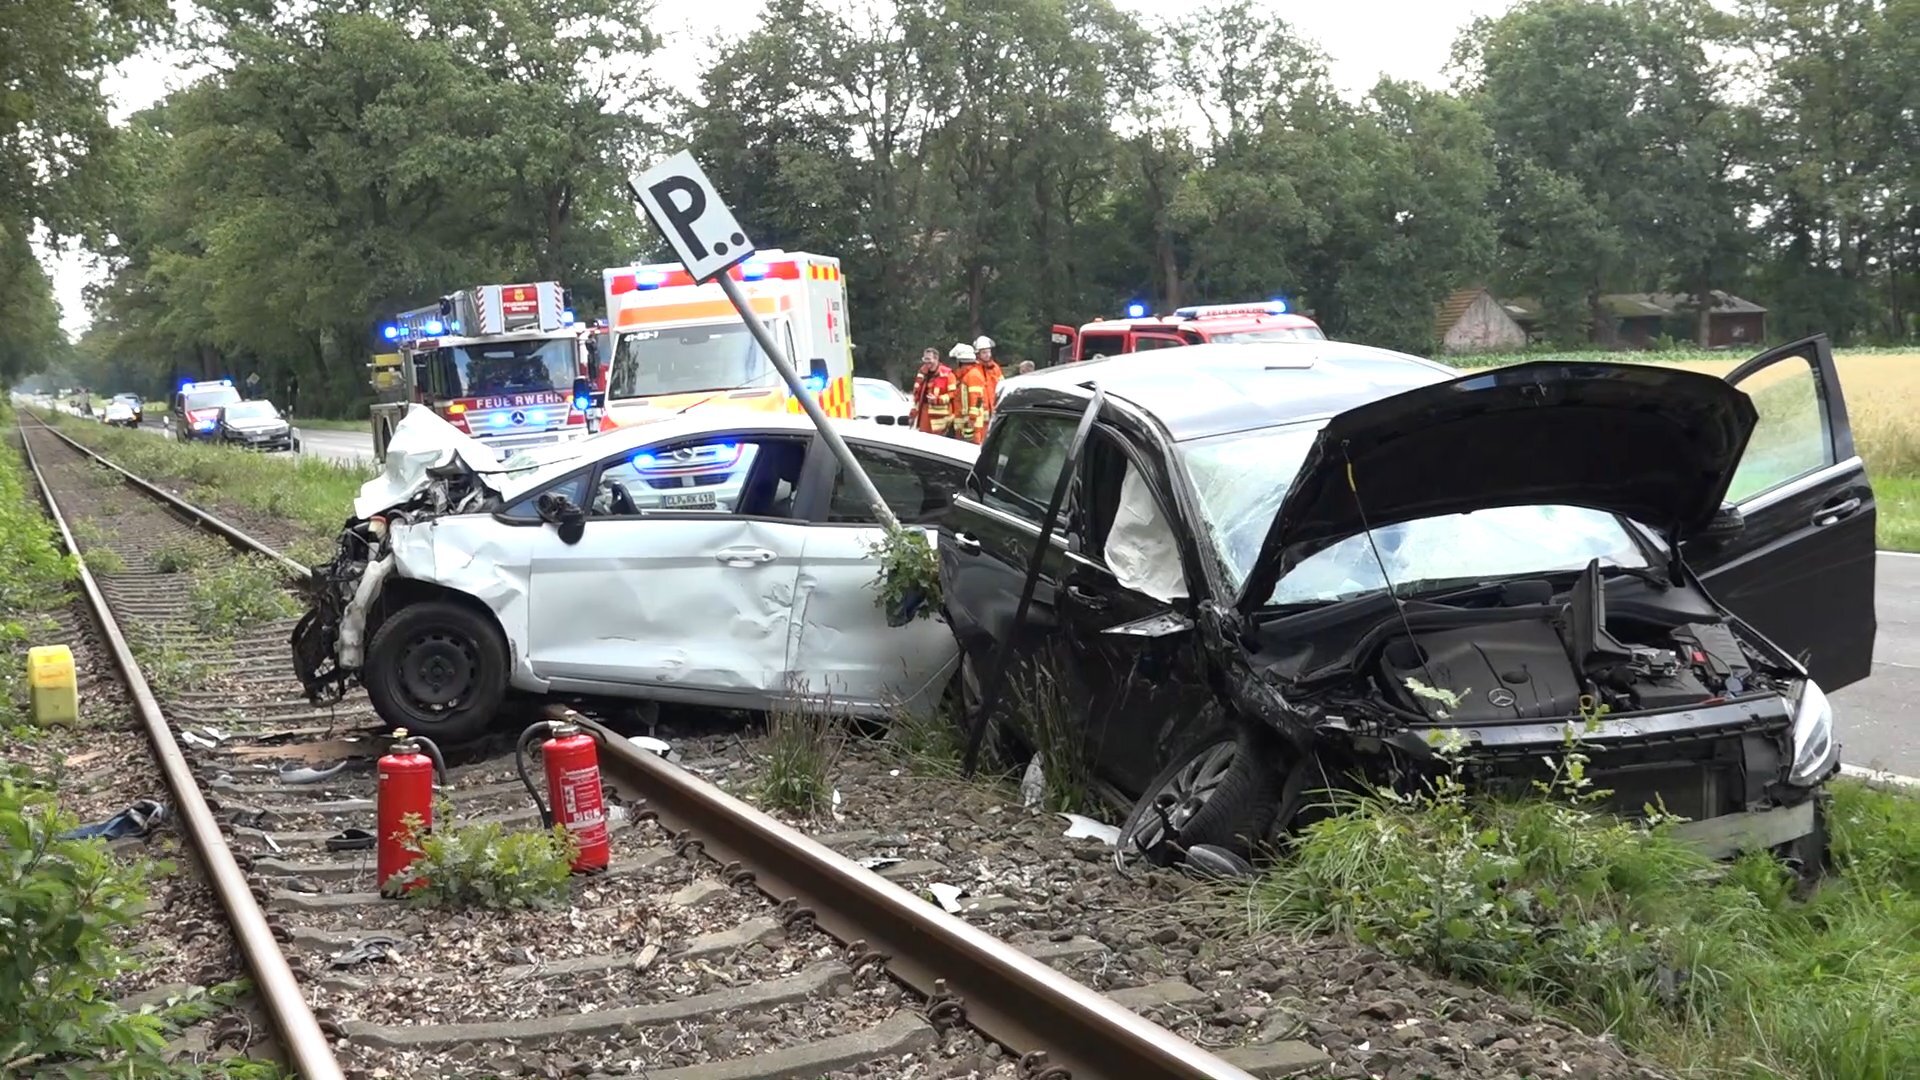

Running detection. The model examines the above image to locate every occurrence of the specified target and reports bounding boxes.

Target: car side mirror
[1703,503,1744,543]
[537,492,587,545]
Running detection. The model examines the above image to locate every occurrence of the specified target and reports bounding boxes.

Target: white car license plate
[661,491,717,509]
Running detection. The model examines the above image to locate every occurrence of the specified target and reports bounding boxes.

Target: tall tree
[1454,0,1747,345]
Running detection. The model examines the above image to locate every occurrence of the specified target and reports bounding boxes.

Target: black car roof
[1000,341,1458,440]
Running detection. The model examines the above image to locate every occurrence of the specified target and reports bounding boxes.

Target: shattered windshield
[446,339,576,397]
[1177,423,1649,606]
[608,322,779,398]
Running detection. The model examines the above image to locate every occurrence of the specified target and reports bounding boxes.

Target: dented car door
[524,434,813,700]
[791,439,972,714]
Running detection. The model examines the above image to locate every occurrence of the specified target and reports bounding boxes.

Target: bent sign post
[626,152,899,533]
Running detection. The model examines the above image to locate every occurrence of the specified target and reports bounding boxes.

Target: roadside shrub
[0,779,172,1071]
[187,556,299,636]
[886,700,964,777]
[390,816,576,910]
[82,546,126,576]
[151,538,213,574]
[759,691,847,815]
[1243,731,1920,1078]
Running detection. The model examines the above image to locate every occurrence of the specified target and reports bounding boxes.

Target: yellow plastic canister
[28,644,79,727]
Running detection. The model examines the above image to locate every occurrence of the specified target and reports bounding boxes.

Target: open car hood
[1235,362,1758,614]
[352,405,572,518]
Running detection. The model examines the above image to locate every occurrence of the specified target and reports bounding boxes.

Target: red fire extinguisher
[517,718,610,873]
[377,728,447,896]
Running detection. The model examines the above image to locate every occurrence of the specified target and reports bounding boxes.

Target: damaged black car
[940,338,1874,872]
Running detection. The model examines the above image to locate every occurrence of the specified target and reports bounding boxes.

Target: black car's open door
[1686,335,1876,690]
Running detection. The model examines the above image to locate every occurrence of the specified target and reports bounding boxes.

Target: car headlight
[1789,679,1836,785]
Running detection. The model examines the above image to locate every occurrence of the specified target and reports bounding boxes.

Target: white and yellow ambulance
[598,251,855,429]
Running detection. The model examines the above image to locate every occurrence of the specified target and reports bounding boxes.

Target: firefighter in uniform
[908,347,956,435]
[951,342,990,444]
[973,335,1004,412]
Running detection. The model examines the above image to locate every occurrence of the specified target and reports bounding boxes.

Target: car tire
[364,600,508,744]
[1117,724,1282,868]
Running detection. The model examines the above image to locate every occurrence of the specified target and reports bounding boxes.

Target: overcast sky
[49,0,1505,337]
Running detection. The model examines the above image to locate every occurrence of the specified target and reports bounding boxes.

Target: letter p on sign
[628,151,756,283]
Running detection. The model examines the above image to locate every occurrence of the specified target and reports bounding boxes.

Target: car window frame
[1074,424,1197,604]
[820,438,973,528]
[586,431,818,522]
[972,407,1085,529]
[495,430,828,526]
[1720,345,1842,511]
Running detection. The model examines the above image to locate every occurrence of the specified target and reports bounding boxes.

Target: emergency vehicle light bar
[607,257,822,296]
[1173,300,1293,319]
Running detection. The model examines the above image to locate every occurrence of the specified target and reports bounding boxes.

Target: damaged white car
[292,405,973,741]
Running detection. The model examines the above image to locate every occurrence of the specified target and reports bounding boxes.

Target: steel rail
[25,414,312,579]
[25,410,1254,1079]
[16,420,346,1080]
[567,706,1259,1080]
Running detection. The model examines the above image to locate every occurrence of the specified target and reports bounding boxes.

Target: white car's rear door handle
[714,547,777,567]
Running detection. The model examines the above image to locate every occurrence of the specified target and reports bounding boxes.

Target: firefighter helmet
[949,343,977,362]
[973,335,995,350]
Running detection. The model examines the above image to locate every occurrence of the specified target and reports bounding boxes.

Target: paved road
[130,417,377,466]
[291,426,377,466]
[1833,552,1920,776]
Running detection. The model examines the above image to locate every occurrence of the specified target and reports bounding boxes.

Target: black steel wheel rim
[397,630,476,711]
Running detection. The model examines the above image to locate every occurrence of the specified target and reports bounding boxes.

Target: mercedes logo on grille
[510,410,526,426]
[1487,688,1517,708]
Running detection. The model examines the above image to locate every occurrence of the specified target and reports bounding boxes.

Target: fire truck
[369,282,596,460]
[1047,300,1324,365]
[599,251,854,429]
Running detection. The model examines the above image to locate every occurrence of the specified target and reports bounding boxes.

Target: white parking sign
[627,151,756,283]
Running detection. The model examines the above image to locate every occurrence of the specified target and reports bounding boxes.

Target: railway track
[19,414,1285,1080]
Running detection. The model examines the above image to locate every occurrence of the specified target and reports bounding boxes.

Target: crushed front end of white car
[291,405,963,743]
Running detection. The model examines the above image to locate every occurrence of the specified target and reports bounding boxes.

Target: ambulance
[599,251,855,429]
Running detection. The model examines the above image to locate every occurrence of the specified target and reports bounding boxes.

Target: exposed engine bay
[1287,560,1798,728]
[291,462,498,704]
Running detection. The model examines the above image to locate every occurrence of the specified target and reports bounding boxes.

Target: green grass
[1875,476,1920,553]
[42,412,373,548]
[759,693,847,815]
[0,408,79,729]
[187,556,300,637]
[1238,776,1920,1080]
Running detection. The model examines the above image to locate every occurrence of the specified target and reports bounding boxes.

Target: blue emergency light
[426,319,446,335]
[1267,298,1289,314]
[1125,302,1149,318]
[382,325,400,341]
[635,270,666,290]
[741,260,771,281]
[573,390,592,412]
[803,374,827,394]
[562,309,576,325]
